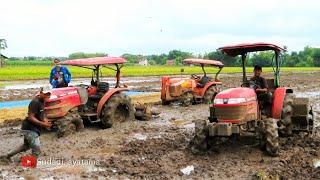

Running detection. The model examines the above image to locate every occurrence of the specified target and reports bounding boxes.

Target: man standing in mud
[1,89,52,161]
[50,58,72,88]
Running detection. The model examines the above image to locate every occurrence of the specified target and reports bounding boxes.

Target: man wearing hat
[1,89,52,161]
[50,58,72,88]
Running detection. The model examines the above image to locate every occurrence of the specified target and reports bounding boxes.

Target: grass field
[0,65,320,80]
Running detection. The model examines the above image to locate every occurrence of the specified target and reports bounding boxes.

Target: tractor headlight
[214,98,246,104]
[213,98,224,104]
[228,98,246,104]
[49,95,58,99]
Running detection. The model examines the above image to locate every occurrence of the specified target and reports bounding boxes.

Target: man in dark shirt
[250,65,271,104]
[1,89,52,161]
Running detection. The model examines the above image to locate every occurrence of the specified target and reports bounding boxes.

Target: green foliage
[6,60,52,66]
[312,49,320,67]
[121,54,144,64]
[0,65,319,81]
[68,52,107,59]
[251,51,274,67]
[204,51,240,66]
[147,54,168,65]
[168,50,193,65]
[3,46,320,69]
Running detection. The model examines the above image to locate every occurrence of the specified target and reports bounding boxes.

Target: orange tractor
[44,57,137,136]
[161,59,224,106]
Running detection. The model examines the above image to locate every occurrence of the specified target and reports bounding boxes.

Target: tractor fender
[97,88,129,117]
[161,76,170,100]
[200,82,222,96]
[272,87,293,119]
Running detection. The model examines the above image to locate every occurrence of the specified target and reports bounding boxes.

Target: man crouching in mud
[1,88,52,162]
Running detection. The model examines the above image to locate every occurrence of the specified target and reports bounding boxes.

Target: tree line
[4,47,320,67]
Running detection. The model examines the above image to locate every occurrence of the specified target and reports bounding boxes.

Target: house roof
[0,53,8,59]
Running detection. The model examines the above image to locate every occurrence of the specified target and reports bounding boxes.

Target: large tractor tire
[181,91,194,106]
[189,119,209,153]
[263,118,279,156]
[203,86,219,104]
[308,109,314,135]
[56,112,84,138]
[100,93,135,129]
[280,93,294,136]
[162,100,170,105]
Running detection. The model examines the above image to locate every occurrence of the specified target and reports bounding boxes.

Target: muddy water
[0,72,320,179]
[0,76,162,102]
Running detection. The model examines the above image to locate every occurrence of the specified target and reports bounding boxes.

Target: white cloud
[0,0,320,56]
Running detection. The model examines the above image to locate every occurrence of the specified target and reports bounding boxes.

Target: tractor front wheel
[100,93,135,129]
[280,93,294,136]
[203,86,219,104]
[181,91,194,106]
[189,119,209,153]
[262,118,279,156]
[56,112,84,138]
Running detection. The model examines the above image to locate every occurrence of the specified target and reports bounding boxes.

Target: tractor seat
[89,82,109,101]
[265,78,275,92]
[196,76,211,88]
[97,82,109,92]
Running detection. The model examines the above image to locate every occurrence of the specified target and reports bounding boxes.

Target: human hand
[42,119,52,129]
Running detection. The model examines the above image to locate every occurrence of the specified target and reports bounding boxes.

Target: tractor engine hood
[47,87,79,100]
[45,87,82,119]
[214,87,257,105]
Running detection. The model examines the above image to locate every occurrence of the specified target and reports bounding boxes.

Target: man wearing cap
[0,89,52,161]
[50,58,72,88]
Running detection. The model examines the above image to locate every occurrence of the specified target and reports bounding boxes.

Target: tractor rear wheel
[263,118,279,156]
[100,93,135,129]
[203,86,219,104]
[189,119,209,153]
[280,93,294,136]
[181,91,194,106]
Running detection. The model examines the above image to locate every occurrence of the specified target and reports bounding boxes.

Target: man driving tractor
[250,65,272,105]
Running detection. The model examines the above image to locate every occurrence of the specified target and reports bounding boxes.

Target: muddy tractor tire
[280,93,294,136]
[262,118,279,157]
[162,99,170,105]
[181,91,194,106]
[203,86,219,104]
[56,112,84,138]
[100,93,135,129]
[189,119,209,153]
[308,109,314,135]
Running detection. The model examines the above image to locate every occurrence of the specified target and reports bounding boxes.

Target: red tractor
[190,43,314,156]
[45,57,135,136]
[161,58,224,106]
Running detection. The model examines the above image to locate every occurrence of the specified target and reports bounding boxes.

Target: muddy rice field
[0,72,320,179]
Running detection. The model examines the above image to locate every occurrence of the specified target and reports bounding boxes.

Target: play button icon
[21,156,37,168]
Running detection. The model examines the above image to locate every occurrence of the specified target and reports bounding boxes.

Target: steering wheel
[191,74,201,79]
[78,84,90,89]
[241,81,261,90]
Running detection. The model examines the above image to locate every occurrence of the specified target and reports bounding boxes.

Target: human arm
[28,113,52,129]
[256,88,268,93]
[255,77,268,93]
[64,67,72,83]
[49,68,55,84]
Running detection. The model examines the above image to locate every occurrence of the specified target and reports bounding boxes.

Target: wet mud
[0,72,320,179]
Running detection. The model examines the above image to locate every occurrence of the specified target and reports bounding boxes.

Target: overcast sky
[1,0,319,57]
